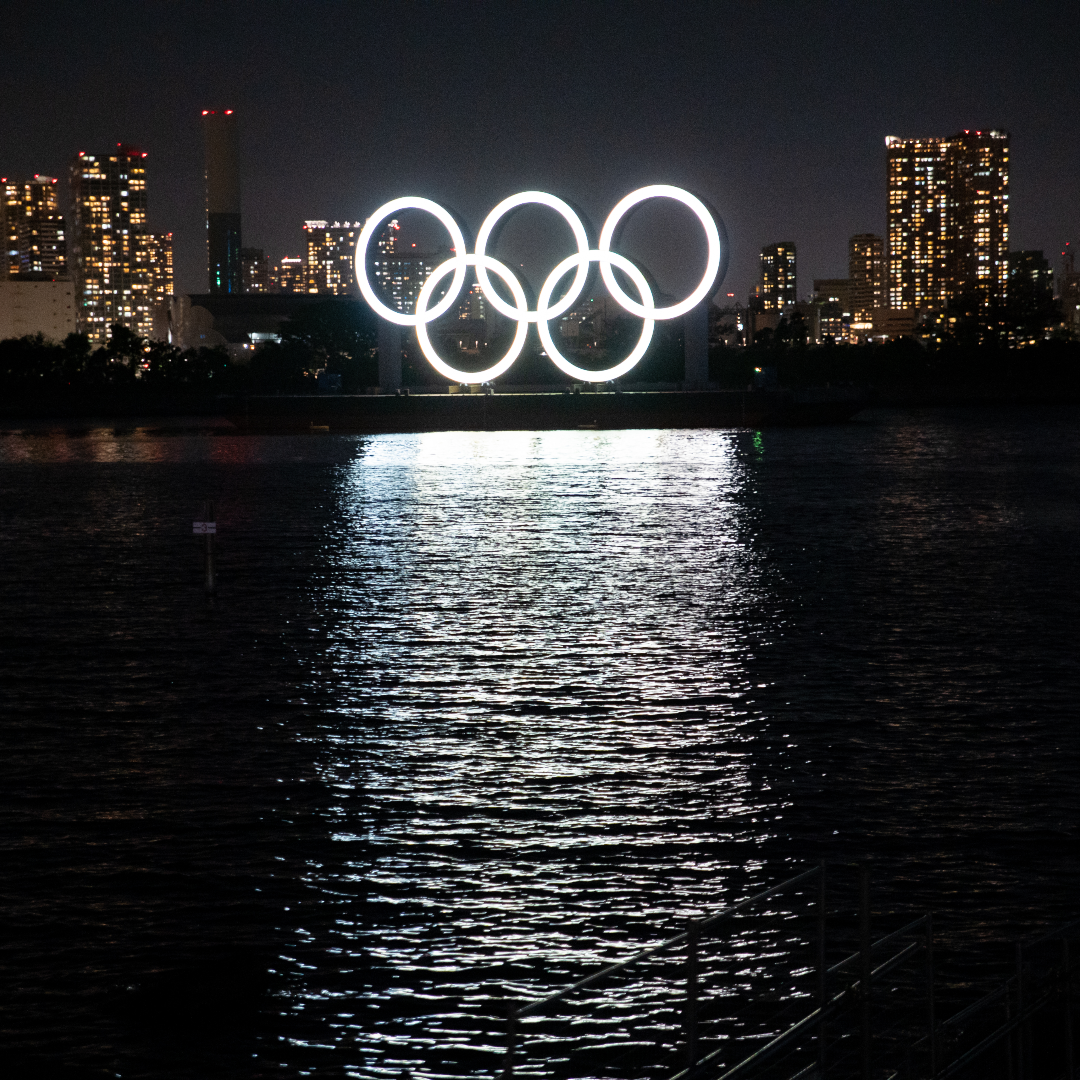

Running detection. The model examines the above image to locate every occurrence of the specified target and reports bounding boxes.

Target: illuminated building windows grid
[3,177,67,278]
[302,221,364,295]
[69,147,166,343]
[760,242,796,311]
[885,130,1008,312]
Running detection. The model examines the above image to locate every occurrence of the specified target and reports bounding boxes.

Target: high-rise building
[202,109,241,294]
[70,145,170,343]
[1060,246,1080,338]
[886,130,1009,312]
[241,247,269,293]
[849,234,884,320]
[558,295,610,346]
[139,231,174,307]
[760,242,796,310]
[304,220,363,294]
[1007,250,1055,341]
[812,278,854,312]
[1,182,15,276]
[1060,245,1079,303]
[459,281,486,321]
[2,175,68,278]
[369,219,437,313]
[271,256,307,293]
[1007,251,1052,302]
[812,278,854,344]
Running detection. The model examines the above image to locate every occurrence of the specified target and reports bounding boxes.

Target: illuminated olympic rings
[354,185,723,383]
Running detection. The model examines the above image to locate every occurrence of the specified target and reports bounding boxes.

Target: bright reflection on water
[287,429,778,1075]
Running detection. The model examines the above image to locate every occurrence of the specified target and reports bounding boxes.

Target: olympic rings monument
[228,187,864,429]
[354,185,729,392]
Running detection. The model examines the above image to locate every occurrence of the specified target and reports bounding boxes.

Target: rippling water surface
[1,410,1078,1079]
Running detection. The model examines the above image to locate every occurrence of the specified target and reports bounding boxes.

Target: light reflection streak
[283,429,785,1075]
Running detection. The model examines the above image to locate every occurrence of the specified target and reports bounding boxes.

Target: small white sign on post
[193,521,217,535]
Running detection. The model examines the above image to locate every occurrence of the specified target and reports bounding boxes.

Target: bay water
[1,408,1077,1078]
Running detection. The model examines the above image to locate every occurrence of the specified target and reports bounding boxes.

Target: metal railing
[911,919,1080,1080]
[498,863,1078,1080]
[505,865,824,1077]
[503,863,841,1079]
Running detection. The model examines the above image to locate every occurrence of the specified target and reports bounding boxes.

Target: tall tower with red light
[202,109,241,294]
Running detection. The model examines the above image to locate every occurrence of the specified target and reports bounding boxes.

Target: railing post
[926,912,936,1079]
[860,863,872,1080]
[686,919,700,1069]
[204,499,216,595]
[818,861,827,1079]
[1004,993,1014,1080]
[504,1005,516,1080]
[1064,938,1074,1080]
[1015,944,1025,1080]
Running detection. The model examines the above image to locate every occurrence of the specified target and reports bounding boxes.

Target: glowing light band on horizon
[354,185,724,382]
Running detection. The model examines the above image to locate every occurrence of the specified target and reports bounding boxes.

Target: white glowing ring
[355,197,468,326]
[536,251,655,382]
[414,254,530,383]
[598,184,721,320]
[473,191,592,322]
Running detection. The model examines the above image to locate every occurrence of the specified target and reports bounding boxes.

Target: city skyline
[0,1,1075,311]
[0,120,1061,347]
[20,120,1071,311]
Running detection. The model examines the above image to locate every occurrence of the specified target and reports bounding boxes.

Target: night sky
[4,0,1077,303]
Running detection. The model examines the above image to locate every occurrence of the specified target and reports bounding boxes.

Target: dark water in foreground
[1,409,1077,1079]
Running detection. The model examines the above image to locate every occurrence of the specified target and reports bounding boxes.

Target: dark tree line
[0,326,231,395]
[0,299,379,399]
[711,334,1080,396]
